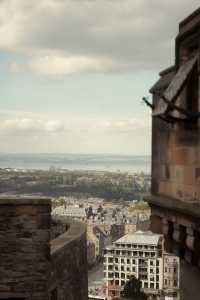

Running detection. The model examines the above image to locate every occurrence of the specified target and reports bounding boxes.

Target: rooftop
[114,230,162,246]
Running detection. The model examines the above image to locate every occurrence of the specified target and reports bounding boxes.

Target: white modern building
[52,205,86,221]
[103,231,179,299]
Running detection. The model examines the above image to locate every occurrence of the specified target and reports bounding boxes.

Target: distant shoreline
[0,153,151,173]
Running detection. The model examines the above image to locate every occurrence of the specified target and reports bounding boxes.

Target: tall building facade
[145,8,200,268]
[103,231,179,299]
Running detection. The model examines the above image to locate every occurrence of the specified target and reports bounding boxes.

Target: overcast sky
[0,0,199,155]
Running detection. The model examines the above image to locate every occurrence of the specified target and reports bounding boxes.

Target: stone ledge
[51,219,86,255]
[145,194,200,219]
[0,195,51,206]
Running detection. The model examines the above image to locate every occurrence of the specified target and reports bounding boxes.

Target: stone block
[184,166,196,185]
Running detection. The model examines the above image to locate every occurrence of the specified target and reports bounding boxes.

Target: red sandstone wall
[152,87,200,203]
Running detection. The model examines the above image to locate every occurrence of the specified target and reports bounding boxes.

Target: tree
[121,276,147,300]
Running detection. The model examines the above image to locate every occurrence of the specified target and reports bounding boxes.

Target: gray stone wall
[0,198,88,300]
[0,196,51,300]
[50,220,88,300]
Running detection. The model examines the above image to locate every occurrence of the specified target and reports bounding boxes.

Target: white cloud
[95,118,150,133]
[44,120,65,132]
[0,114,151,154]
[29,54,113,76]
[0,0,199,75]
[0,118,66,134]
[8,62,21,73]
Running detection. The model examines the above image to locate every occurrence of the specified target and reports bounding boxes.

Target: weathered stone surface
[0,197,51,300]
[50,218,88,300]
[0,198,88,300]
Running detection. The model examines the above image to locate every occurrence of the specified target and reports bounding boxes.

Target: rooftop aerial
[114,230,162,246]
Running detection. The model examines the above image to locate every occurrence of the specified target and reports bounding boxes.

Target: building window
[115,258,118,263]
[150,276,154,282]
[150,283,154,289]
[174,280,178,287]
[127,259,130,264]
[108,272,113,278]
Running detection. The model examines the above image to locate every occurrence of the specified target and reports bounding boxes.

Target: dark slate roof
[149,66,175,94]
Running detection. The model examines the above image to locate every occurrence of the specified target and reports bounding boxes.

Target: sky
[0,0,199,155]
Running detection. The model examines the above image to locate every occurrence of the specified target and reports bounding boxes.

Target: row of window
[104,252,156,262]
[164,267,178,273]
[104,265,136,272]
[114,244,157,250]
[104,271,160,281]
[106,278,160,290]
[164,279,178,288]
[105,250,157,257]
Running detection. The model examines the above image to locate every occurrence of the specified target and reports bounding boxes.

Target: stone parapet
[0,197,88,300]
[50,219,88,300]
[0,196,51,300]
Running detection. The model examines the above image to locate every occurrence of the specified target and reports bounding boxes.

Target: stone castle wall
[0,196,51,300]
[151,105,200,204]
[0,197,88,300]
[50,219,88,300]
